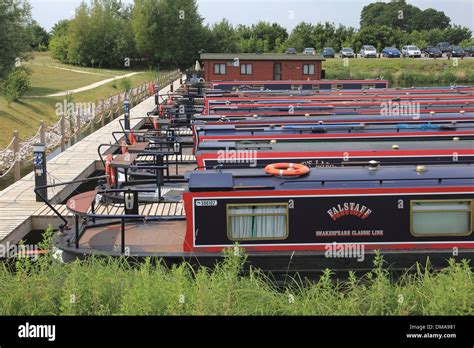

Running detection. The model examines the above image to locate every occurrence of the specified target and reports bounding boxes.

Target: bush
[2,68,31,104]
[120,78,132,93]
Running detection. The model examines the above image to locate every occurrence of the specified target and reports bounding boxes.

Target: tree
[66,0,136,68]
[132,0,205,69]
[360,0,450,32]
[28,20,50,51]
[0,0,33,79]
[204,19,238,53]
[49,19,71,62]
[283,22,315,51]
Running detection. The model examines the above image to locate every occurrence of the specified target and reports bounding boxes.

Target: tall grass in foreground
[0,231,472,315]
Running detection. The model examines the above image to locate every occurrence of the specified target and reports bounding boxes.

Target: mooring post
[13,131,20,181]
[170,83,174,93]
[123,100,130,131]
[154,82,159,106]
[33,143,47,202]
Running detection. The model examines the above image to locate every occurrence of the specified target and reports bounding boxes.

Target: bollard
[123,100,130,131]
[154,83,159,106]
[33,144,47,202]
[170,83,174,93]
[13,131,20,181]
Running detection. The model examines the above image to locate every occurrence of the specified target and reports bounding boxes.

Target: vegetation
[0,229,473,315]
[0,53,167,148]
[2,67,31,104]
[324,58,474,86]
[0,0,34,78]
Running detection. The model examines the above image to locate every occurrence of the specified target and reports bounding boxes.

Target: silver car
[360,45,377,58]
[303,47,316,55]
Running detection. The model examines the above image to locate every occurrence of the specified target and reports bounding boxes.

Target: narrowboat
[194,123,474,153]
[56,163,474,274]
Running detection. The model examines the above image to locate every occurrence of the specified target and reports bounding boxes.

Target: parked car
[437,42,451,53]
[285,47,297,54]
[381,47,401,58]
[448,45,465,57]
[340,47,355,58]
[423,46,442,58]
[322,47,335,58]
[359,45,377,58]
[402,45,421,58]
[303,47,316,55]
[464,46,474,57]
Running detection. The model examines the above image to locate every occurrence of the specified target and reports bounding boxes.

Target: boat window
[362,84,375,89]
[214,63,226,75]
[312,84,320,91]
[411,200,472,236]
[331,84,343,90]
[291,85,302,90]
[303,64,315,75]
[227,203,288,240]
[240,64,253,75]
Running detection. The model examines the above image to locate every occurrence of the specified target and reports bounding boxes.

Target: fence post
[40,120,46,144]
[13,131,20,181]
[60,115,65,152]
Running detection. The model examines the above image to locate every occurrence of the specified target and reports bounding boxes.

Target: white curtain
[412,201,471,235]
[229,205,287,239]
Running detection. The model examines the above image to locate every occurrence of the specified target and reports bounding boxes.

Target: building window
[411,200,472,236]
[240,64,253,75]
[303,64,315,75]
[227,203,288,240]
[214,63,226,75]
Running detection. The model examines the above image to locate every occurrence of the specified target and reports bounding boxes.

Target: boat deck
[0,75,185,243]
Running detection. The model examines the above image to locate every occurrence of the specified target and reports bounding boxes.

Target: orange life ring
[159,104,164,118]
[264,163,310,177]
[105,154,117,187]
[128,132,137,144]
[120,140,128,154]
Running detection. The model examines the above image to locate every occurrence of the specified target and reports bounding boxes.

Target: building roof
[200,53,325,61]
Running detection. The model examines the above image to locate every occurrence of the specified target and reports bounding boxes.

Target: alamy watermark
[380,101,420,119]
[217,147,258,168]
[324,242,365,262]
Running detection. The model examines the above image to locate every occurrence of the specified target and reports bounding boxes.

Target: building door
[273,63,282,80]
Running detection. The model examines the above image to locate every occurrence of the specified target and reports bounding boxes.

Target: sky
[30,0,474,33]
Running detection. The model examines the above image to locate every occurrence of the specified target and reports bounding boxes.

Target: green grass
[0,229,472,315]
[324,58,474,86]
[0,53,170,148]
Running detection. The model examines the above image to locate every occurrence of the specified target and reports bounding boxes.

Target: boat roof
[196,137,474,153]
[191,112,474,124]
[195,122,472,136]
[187,164,474,192]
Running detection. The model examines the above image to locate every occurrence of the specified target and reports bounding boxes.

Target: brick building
[201,53,325,82]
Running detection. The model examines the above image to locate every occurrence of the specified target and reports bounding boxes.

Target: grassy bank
[0,53,167,148]
[1,232,472,315]
[324,58,474,87]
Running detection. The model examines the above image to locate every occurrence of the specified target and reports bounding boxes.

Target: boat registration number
[195,200,218,207]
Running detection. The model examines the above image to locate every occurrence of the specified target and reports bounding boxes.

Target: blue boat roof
[187,164,474,191]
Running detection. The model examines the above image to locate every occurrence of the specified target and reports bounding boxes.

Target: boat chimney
[415,165,427,173]
[368,160,379,171]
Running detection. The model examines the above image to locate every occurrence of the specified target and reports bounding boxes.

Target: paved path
[0,75,184,244]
